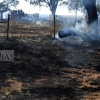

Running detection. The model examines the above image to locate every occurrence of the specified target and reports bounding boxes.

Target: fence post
[54,14,56,39]
[7,14,10,40]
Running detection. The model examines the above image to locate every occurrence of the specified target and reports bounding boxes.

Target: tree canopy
[0,0,19,19]
[3,0,19,8]
[25,0,65,15]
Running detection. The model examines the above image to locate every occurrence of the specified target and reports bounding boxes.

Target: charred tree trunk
[83,0,99,40]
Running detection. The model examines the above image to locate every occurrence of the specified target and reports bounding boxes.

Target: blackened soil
[0,34,100,100]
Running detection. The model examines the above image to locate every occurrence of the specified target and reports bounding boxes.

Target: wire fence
[0,14,10,40]
[0,14,88,40]
[0,15,61,39]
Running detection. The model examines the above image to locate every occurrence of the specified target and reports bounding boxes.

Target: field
[0,18,100,100]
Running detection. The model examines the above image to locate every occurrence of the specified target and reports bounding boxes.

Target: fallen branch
[58,28,100,45]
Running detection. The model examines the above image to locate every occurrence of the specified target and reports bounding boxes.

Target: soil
[0,31,100,100]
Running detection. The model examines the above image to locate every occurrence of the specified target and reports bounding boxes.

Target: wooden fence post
[7,14,10,40]
[54,14,56,39]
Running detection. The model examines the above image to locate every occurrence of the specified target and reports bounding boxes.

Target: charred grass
[0,21,100,100]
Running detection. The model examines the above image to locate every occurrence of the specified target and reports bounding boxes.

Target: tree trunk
[0,12,3,20]
[83,0,100,40]
[50,6,57,39]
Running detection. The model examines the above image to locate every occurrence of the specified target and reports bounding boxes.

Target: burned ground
[0,26,100,100]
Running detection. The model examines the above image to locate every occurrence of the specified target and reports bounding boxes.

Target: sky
[16,0,83,16]
[0,0,83,16]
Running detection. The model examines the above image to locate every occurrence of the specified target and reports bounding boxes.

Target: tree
[65,0,100,40]
[10,9,25,19]
[3,0,19,8]
[0,2,9,19]
[25,0,65,16]
[66,0,84,26]
[67,0,83,10]
[83,0,99,40]
[0,0,19,20]
[25,0,65,38]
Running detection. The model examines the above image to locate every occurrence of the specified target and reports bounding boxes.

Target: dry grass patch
[0,78,22,94]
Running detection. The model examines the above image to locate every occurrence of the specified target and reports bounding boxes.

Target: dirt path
[0,34,100,100]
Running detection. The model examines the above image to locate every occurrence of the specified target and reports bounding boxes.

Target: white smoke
[75,17,88,33]
[53,27,84,46]
[88,21,100,40]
